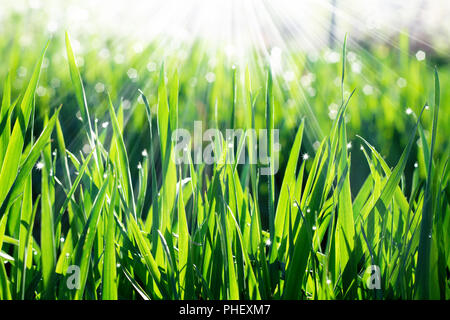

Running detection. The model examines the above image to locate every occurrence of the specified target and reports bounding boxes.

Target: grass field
[0,20,449,300]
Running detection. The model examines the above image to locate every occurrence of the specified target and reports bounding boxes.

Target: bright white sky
[2,0,449,53]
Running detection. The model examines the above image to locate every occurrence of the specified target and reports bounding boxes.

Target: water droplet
[397,77,407,88]
[363,84,373,95]
[35,162,44,170]
[205,72,216,83]
[415,50,426,61]
[95,82,105,93]
[127,68,138,80]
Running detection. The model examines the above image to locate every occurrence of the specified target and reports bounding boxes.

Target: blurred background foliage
[0,3,448,200]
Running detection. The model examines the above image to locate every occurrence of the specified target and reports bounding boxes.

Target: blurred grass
[0,20,448,195]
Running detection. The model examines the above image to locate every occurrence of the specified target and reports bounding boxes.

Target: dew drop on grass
[397,77,407,88]
[417,138,423,148]
[205,72,216,83]
[82,144,91,154]
[95,82,105,93]
[122,99,131,109]
[17,66,27,78]
[363,84,374,95]
[147,62,156,72]
[127,68,138,80]
[300,73,315,86]
[351,62,362,74]
[307,87,316,97]
[36,86,47,97]
[324,50,340,64]
[416,50,426,61]
[313,141,320,151]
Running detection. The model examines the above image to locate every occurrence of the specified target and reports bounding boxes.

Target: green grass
[0,30,448,300]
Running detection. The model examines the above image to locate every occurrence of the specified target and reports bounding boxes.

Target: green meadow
[0,21,448,300]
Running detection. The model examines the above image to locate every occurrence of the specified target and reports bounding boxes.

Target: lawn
[0,12,449,300]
